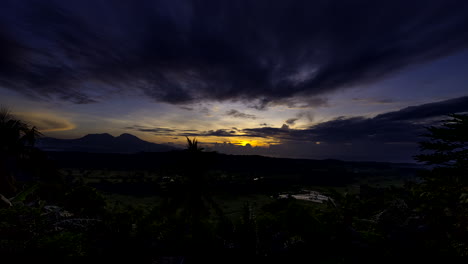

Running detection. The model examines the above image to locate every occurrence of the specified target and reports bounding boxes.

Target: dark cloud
[304,117,422,143]
[285,111,314,126]
[125,125,242,138]
[374,96,468,121]
[243,96,468,143]
[179,106,194,111]
[226,109,257,119]
[125,125,176,135]
[1,0,468,106]
[285,118,298,125]
[178,104,211,115]
[352,98,395,105]
[180,128,244,138]
[203,129,238,137]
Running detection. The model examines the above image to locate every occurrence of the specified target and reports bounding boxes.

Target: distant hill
[37,133,178,153]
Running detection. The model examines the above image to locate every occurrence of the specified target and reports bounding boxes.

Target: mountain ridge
[37,133,178,153]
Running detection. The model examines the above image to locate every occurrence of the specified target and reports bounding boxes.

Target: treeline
[46,150,419,187]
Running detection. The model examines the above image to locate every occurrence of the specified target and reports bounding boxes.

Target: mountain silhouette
[37,133,178,153]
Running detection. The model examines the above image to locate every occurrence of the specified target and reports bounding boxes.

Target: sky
[1,0,468,162]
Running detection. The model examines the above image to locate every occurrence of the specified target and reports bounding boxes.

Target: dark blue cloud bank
[234,97,468,162]
[1,0,468,107]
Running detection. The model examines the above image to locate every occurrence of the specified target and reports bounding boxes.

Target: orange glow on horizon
[142,134,275,148]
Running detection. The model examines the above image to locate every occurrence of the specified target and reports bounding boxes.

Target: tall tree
[413,113,468,255]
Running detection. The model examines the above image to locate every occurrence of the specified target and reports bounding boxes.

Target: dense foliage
[412,114,468,255]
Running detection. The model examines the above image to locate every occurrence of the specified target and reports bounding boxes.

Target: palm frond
[186,136,204,152]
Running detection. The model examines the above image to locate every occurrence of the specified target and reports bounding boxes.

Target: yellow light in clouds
[15,112,76,132]
[223,138,270,147]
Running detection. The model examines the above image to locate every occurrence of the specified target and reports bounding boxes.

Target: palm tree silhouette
[161,136,226,254]
[185,136,204,152]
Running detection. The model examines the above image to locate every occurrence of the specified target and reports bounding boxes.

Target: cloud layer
[1,0,468,106]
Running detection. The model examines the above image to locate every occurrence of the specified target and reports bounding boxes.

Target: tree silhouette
[415,113,468,168]
[413,113,468,255]
[185,136,204,152]
[0,107,42,197]
[157,136,226,256]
